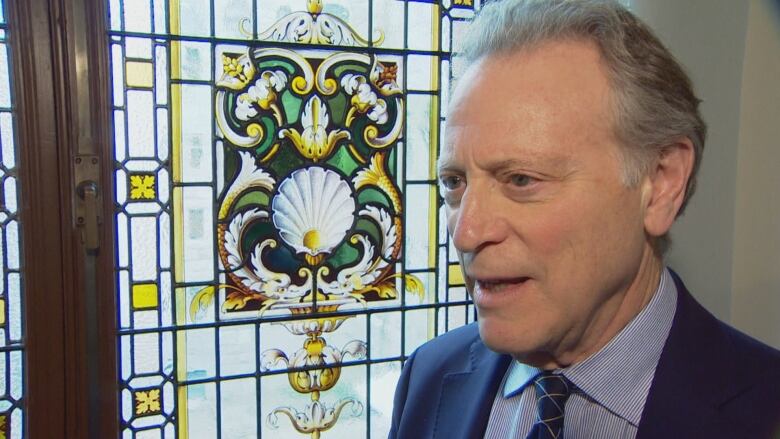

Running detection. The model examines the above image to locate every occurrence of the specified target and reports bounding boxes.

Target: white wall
[631,0,749,322]
[631,0,780,347]
[731,0,780,348]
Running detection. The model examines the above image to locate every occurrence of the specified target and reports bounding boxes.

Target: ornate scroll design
[193,3,426,437]
[256,0,384,47]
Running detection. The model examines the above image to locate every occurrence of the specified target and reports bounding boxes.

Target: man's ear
[642,137,695,237]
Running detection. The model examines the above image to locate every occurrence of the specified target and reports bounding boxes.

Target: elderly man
[389,0,780,438]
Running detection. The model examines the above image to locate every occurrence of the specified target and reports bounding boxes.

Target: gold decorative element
[217,151,275,220]
[134,388,162,416]
[129,174,156,200]
[279,96,350,162]
[257,1,383,47]
[353,152,402,213]
[220,53,256,90]
[262,316,366,438]
[268,398,362,439]
[188,283,265,318]
[404,273,425,299]
[0,413,8,439]
[260,143,281,163]
[215,48,315,149]
[335,57,404,149]
[307,0,323,14]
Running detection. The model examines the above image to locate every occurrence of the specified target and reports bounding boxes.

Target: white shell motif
[272,167,356,258]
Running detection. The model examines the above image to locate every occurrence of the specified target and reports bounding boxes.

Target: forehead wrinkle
[439,128,573,175]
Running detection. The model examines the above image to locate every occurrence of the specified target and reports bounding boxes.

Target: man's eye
[509,174,534,187]
[439,175,464,191]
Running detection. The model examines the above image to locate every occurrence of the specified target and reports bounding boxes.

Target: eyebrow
[437,156,571,175]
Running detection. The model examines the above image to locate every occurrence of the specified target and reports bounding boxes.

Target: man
[389,1,780,438]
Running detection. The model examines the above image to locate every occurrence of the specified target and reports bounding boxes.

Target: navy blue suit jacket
[389,274,780,438]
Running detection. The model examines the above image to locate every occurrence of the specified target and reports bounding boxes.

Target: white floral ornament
[235,70,288,121]
[341,74,389,125]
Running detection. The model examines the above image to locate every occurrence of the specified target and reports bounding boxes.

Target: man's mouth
[474,277,530,293]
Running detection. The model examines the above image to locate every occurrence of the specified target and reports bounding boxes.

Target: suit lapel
[637,272,741,438]
[433,339,512,439]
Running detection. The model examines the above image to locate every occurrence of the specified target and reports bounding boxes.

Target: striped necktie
[526,371,573,439]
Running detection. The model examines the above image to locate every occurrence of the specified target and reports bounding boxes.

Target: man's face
[440,40,653,364]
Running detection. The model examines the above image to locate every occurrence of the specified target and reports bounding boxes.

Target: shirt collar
[502,267,678,425]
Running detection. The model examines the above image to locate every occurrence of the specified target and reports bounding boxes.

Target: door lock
[74,155,102,252]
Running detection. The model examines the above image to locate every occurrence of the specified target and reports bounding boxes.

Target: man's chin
[477,319,536,356]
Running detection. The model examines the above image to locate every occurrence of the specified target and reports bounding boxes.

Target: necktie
[526,372,573,439]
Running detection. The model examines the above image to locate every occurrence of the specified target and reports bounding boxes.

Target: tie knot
[533,372,572,399]
[528,372,573,439]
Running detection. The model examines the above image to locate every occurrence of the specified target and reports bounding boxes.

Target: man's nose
[449,186,507,253]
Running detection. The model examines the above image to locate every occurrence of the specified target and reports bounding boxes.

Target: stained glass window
[0,1,25,437]
[109,0,477,437]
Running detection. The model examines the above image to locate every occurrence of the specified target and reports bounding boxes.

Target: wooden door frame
[9,0,117,437]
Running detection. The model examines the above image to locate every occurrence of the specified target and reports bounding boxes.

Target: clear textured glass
[218,324,256,376]
[184,328,216,378]
[407,1,435,51]
[404,308,431,356]
[179,85,212,182]
[370,361,401,437]
[372,0,405,49]
[1,112,14,168]
[4,176,16,213]
[125,37,152,60]
[369,311,401,360]
[404,184,433,269]
[153,0,167,34]
[119,269,130,328]
[407,55,436,91]
[154,47,168,105]
[179,42,211,81]
[214,0,253,39]
[0,44,10,107]
[181,187,215,282]
[131,216,158,282]
[124,0,152,33]
[156,108,168,161]
[109,0,121,30]
[178,0,211,37]
[127,91,155,157]
[220,378,257,438]
[405,94,433,180]
[133,332,160,374]
[113,109,127,162]
[185,382,217,438]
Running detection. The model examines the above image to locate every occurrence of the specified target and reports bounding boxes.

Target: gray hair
[458,0,707,253]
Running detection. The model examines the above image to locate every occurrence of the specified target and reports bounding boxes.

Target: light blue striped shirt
[483,268,677,439]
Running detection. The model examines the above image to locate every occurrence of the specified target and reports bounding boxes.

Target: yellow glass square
[129,173,156,200]
[0,413,7,438]
[448,264,465,286]
[125,61,154,88]
[132,283,158,309]
[0,299,5,325]
[133,388,162,416]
